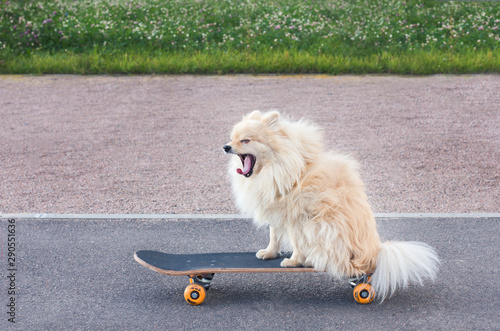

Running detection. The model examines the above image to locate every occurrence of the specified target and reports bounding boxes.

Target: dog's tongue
[237,155,252,175]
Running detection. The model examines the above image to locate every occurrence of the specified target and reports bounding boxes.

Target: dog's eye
[240,139,250,144]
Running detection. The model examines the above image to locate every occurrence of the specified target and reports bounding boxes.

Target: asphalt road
[1,216,499,330]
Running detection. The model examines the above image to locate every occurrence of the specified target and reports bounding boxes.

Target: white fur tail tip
[371,241,439,302]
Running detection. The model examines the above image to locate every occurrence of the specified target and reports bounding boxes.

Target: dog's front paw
[280,258,302,268]
[256,249,278,260]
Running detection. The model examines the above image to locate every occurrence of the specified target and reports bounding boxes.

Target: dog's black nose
[223,145,232,153]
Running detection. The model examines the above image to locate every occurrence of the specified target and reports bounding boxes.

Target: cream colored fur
[225,111,439,301]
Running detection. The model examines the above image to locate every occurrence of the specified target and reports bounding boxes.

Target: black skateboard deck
[134,250,374,305]
[134,250,315,275]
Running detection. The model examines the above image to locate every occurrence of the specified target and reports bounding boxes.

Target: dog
[223,110,439,301]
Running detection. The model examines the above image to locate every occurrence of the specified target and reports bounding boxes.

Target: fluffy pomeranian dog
[224,110,439,301]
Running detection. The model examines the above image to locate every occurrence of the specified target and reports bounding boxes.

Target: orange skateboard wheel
[184,283,206,305]
[353,283,375,304]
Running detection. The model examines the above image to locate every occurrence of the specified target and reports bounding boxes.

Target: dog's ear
[263,111,280,128]
[246,110,262,120]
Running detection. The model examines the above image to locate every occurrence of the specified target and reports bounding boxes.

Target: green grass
[4,49,500,75]
[1,0,499,74]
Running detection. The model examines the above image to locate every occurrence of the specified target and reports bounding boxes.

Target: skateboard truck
[184,273,376,306]
[349,274,375,304]
[184,273,214,305]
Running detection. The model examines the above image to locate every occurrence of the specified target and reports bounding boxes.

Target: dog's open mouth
[237,154,256,177]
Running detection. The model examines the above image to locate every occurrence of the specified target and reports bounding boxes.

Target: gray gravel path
[1,75,499,214]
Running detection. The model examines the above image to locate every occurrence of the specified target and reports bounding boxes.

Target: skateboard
[134,250,375,305]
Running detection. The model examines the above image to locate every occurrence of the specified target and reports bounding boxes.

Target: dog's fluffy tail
[371,241,439,302]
